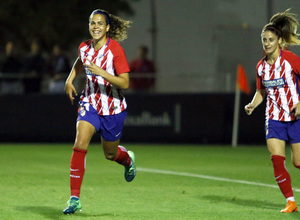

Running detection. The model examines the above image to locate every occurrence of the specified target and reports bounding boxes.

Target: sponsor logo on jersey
[262,77,285,88]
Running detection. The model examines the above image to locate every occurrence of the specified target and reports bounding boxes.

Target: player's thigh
[291,143,300,166]
[267,138,286,156]
[101,137,120,160]
[74,120,96,150]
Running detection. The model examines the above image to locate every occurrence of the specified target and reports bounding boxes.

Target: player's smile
[91,30,102,38]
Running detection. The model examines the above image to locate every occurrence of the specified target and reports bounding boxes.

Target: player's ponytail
[263,9,300,47]
[107,13,132,42]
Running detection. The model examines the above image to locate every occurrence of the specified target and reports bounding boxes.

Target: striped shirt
[79,38,130,115]
[257,50,300,121]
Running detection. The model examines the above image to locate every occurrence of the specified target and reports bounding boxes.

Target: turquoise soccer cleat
[63,196,82,215]
[125,151,136,182]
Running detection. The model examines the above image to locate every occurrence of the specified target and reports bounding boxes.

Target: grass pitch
[1,143,300,219]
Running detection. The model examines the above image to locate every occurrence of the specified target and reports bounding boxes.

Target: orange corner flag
[237,64,250,95]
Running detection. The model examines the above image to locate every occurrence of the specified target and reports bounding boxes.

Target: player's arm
[83,58,129,89]
[65,57,85,104]
[103,72,129,90]
[245,89,266,115]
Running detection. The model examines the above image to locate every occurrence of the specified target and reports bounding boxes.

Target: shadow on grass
[203,195,300,219]
[202,195,283,211]
[16,206,118,219]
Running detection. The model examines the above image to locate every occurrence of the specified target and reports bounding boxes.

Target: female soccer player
[63,9,136,214]
[245,9,300,213]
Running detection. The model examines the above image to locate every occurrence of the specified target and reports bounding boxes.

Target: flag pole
[232,84,240,147]
[232,64,250,147]
[231,64,250,147]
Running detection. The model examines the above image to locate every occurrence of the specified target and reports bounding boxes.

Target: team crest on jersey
[79,107,86,117]
[98,54,104,62]
[262,77,285,88]
[276,65,282,72]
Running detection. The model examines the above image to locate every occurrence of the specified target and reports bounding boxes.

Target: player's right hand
[65,83,77,105]
[244,103,255,115]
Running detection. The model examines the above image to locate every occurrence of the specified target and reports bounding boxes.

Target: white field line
[138,167,300,193]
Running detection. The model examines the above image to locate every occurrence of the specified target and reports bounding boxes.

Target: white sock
[287,197,295,202]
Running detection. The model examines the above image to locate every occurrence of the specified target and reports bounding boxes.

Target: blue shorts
[265,119,300,143]
[77,102,127,142]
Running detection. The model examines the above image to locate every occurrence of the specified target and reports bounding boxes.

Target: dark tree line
[0,0,136,53]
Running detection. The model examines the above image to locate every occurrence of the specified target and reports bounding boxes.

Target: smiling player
[245,9,300,213]
[63,9,136,215]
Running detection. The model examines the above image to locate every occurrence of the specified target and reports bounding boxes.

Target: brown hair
[262,9,300,47]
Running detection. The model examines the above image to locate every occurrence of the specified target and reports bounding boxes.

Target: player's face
[261,30,282,55]
[89,14,110,41]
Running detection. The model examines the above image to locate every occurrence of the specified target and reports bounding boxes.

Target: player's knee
[293,162,300,169]
[104,152,116,161]
[74,140,89,150]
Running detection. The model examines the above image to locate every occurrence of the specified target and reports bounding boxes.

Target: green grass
[1,143,300,219]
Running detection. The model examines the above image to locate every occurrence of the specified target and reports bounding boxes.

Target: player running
[245,9,300,213]
[63,9,136,215]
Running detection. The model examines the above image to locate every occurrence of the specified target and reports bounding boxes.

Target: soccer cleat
[125,151,136,182]
[63,196,82,214]
[281,200,298,213]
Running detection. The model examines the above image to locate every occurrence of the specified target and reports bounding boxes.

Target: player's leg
[292,143,300,167]
[291,142,300,212]
[290,120,300,168]
[70,121,95,195]
[268,138,296,212]
[99,110,136,182]
[280,142,300,213]
[63,120,95,214]
[265,119,296,211]
[285,121,300,212]
[280,120,300,212]
[102,138,129,164]
[101,137,136,182]
[267,136,286,157]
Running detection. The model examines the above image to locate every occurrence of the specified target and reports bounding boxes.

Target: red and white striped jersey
[78,38,130,115]
[257,50,300,121]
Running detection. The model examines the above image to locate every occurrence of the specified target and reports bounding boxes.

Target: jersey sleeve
[78,45,81,58]
[113,44,130,75]
[78,41,86,58]
[256,60,265,90]
[288,52,300,76]
[78,40,92,62]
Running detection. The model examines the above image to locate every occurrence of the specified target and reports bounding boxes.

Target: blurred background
[1,0,299,145]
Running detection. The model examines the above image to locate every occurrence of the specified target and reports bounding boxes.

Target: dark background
[0,93,265,144]
[0,0,136,52]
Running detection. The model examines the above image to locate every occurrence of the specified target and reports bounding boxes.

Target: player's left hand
[83,58,105,77]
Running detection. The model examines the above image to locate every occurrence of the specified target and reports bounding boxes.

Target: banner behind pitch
[0,94,265,144]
